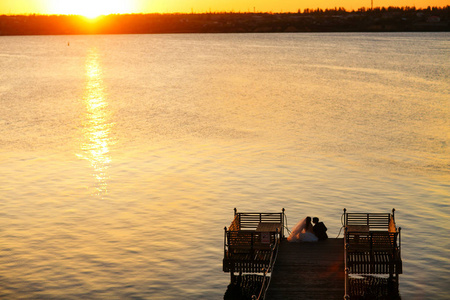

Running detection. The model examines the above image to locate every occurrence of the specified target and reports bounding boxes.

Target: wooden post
[276,228,279,244]
[390,231,395,278]
[370,232,374,274]
[397,226,402,277]
[389,251,394,279]
[224,226,227,258]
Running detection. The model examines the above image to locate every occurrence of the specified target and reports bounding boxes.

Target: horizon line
[2,5,448,17]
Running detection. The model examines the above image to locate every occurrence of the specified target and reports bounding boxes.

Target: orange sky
[1,0,448,16]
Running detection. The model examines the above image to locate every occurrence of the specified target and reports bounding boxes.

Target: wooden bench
[345,212,394,231]
[223,208,285,273]
[343,209,402,277]
[347,251,402,275]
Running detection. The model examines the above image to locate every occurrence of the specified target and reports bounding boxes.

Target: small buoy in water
[68,42,70,46]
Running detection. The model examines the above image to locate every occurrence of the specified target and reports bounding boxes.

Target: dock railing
[343,208,402,299]
[231,208,285,237]
[252,234,279,300]
[223,208,284,274]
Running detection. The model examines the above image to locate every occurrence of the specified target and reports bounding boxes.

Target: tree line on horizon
[300,5,447,14]
[1,6,448,35]
[2,5,449,16]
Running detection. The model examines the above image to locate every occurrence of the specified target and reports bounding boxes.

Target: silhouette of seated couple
[287,216,328,242]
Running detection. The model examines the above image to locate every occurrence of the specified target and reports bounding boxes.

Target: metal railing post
[344,226,350,300]
[343,208,347,226]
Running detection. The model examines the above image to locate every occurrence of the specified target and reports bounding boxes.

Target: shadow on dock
[266,238,344,300]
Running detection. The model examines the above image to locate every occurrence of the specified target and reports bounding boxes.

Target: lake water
[0,32,449,299]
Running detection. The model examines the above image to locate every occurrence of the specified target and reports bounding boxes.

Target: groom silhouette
[313,217,328,240]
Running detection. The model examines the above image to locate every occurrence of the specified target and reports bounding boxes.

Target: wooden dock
[223,208,402,299]
[265,238,345,300]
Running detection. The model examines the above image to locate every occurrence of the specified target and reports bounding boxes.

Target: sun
[49,0,135,18]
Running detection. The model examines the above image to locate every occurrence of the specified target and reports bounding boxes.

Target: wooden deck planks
[266,238,345,300]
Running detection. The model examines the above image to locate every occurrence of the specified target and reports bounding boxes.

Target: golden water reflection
[77,48,115,195]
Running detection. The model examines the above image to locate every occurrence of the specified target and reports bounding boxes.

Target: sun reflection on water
[77,48,115,195]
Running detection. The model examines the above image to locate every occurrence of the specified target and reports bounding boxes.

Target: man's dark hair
[313,217,319,223]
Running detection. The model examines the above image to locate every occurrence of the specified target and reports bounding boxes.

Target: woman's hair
[305,217,313,230]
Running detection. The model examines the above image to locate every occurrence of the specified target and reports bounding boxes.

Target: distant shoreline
[1,7,448,35]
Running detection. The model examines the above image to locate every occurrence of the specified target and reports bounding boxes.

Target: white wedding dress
[287,218,318,242]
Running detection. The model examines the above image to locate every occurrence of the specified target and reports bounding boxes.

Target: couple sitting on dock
[287,216,328,242]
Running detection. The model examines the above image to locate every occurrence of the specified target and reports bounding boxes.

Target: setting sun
[49,0,135,18]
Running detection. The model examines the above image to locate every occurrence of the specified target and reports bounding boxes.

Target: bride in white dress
[287,216,318,242]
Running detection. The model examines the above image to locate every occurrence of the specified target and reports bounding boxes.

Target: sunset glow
[49,0,135,18]
[0,0,448,15]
